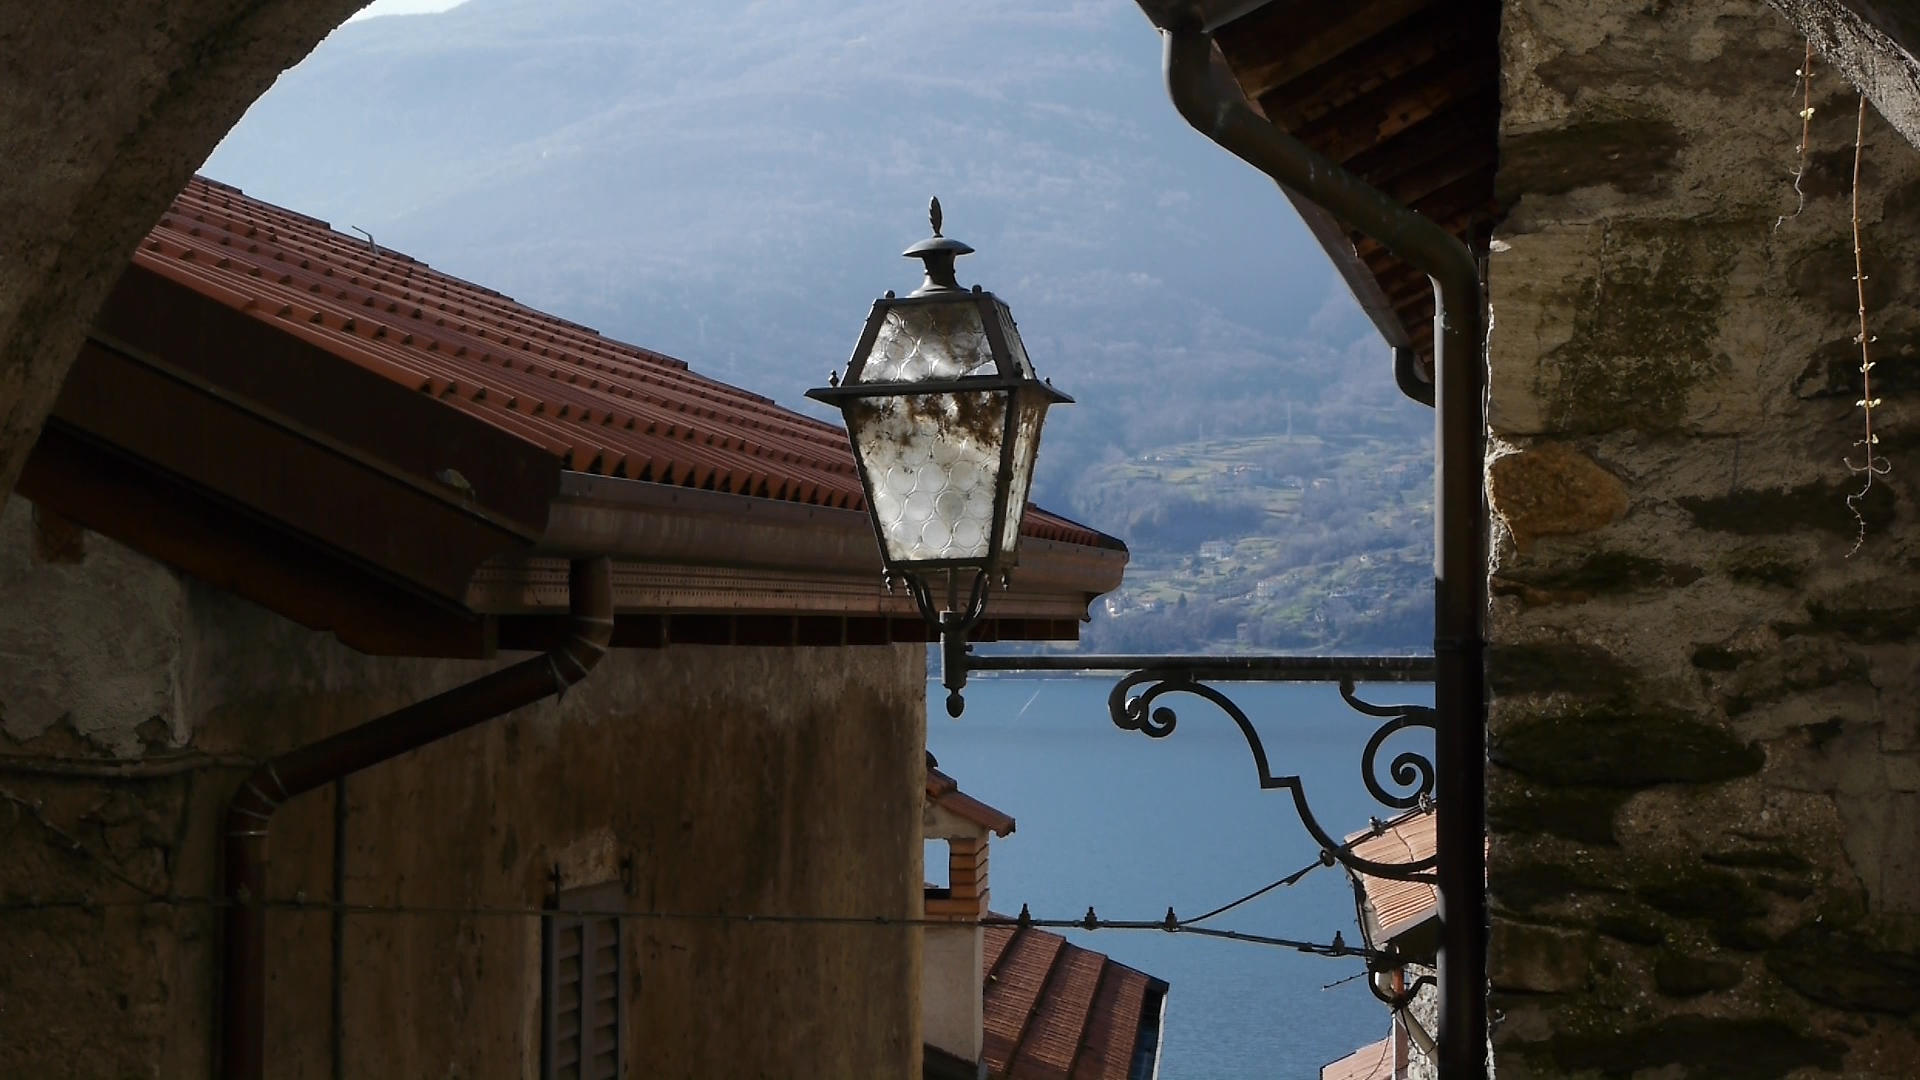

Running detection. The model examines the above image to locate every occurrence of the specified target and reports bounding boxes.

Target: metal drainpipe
[221,556,615,1080]
[1160,23,1488,1079]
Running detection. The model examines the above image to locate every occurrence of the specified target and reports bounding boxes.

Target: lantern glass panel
[848,390,1008,564]
[853,302,994,385]
[995,389,1049,560]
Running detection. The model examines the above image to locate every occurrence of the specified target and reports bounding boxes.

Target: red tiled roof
[1346,808,1439,945]
[1320,1036,1395,1080]
[926,757,1015,837]
[137,176,1118,551]
[981,922,1166,1080]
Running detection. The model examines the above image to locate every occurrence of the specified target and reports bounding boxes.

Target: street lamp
[813,196,1467,1064]
[811,196,1442,870]
[808,198,1070,716]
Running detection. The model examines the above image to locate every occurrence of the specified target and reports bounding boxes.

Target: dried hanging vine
[1845,93,1890,556]
[1777,39,1817,232]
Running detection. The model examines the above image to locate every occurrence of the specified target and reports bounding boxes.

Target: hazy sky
[349,0,469,20]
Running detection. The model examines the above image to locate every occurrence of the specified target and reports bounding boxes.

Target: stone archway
[1,0,364,509]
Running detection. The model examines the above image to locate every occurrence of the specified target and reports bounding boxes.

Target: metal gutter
[531,470,1128,607]
[220,557,615,1080]
[1155,18,1487,1078]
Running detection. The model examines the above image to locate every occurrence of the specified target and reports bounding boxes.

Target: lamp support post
[1152,22,1488,1078]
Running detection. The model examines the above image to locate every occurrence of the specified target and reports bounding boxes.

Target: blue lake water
[925,675,1435,1080]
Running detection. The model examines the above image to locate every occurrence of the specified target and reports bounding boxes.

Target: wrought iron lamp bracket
[1103,668,1438,884]
[950,638,1440,884]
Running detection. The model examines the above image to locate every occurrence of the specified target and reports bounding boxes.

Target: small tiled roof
[926,753,1015,837]
[139,176,1118,551]
[981,921,1166,1080]
[1320,1036,1395,1080]
[1345,808,1438,946]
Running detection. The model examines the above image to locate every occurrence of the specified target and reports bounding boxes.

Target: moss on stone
[1713,921,1781,952]
[1489,783,1626,846]
[1654,951,1745,997]
[1487,641,1637,697]
[1780,601,1920,644]
[1767,925,1920,1014]
[1704,849,1813,873]
[1526,1015,1844,1078]
[1594,911,1666,946]
[1799,716,1845,751]
[1680,479,1895,537]
[1492,703,1764,789]
[1505,550,1702,596]
[1690,644,1749,671]
[1492,857,1621,914]
[1789,239,1898,317]
[1540,226,1733,434]
[1793,329,1920,399]
[1725,559,1807,589]
[1637,866,1768,922]
[1755,874,1815,900]
[1497,117,1684,200]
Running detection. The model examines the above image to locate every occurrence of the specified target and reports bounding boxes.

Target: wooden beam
[1217,0,1436,101]
[1284,53,1495,166]
[1255,6,1471,130]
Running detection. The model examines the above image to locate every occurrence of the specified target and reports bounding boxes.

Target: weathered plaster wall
[0,501,926,1078]
[0,1,361,516]
[0,500,193,755]
[1489,1,1920,1075]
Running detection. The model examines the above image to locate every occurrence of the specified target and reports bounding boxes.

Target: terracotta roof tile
[142,177,1120,550]
[1320,1036,1396,1080]
[1346,808,1439,945]
[980,923,1165,1080]
[926,764,1016,837]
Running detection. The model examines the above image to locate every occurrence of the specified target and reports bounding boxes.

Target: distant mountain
[207,0,1433,650]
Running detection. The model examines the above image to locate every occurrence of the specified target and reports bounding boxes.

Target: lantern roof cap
[902,197,973,296]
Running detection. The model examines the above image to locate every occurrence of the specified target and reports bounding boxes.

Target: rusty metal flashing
[528,470,1126,620]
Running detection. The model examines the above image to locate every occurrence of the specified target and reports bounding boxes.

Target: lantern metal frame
[807,199,1070,665]
[804,289,1072,578]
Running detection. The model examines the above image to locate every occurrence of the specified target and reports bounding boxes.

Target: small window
[925,838,951,894]
[543,881,627,1080]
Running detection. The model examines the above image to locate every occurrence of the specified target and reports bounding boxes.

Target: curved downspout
[222,556,615,1080]
[1160,23,1487,1079]
[1394,345,1435,409]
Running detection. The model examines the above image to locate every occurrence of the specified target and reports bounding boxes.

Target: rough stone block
[1767,923,1920,1013]
[1492,702,1764,789]
[1680,478,1896,538]
[1488,440,1629,550]
[1491,922,1595,992]
[1524,1015,1844,1079]
[1653,950,1745,996]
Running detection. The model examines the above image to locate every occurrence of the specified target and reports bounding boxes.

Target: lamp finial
[902,197,973,296]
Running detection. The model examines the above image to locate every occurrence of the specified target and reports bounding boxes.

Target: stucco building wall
[1487,1,1920,1075]
[0,499,926,1078]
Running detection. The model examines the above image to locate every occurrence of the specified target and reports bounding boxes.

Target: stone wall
[0,499,927,1077]
[1488,1,1920,1075]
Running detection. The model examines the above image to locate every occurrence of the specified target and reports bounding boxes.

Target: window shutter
[543,882,627,1080]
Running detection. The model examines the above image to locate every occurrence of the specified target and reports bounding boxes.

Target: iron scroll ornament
[1107,671,1439,884]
